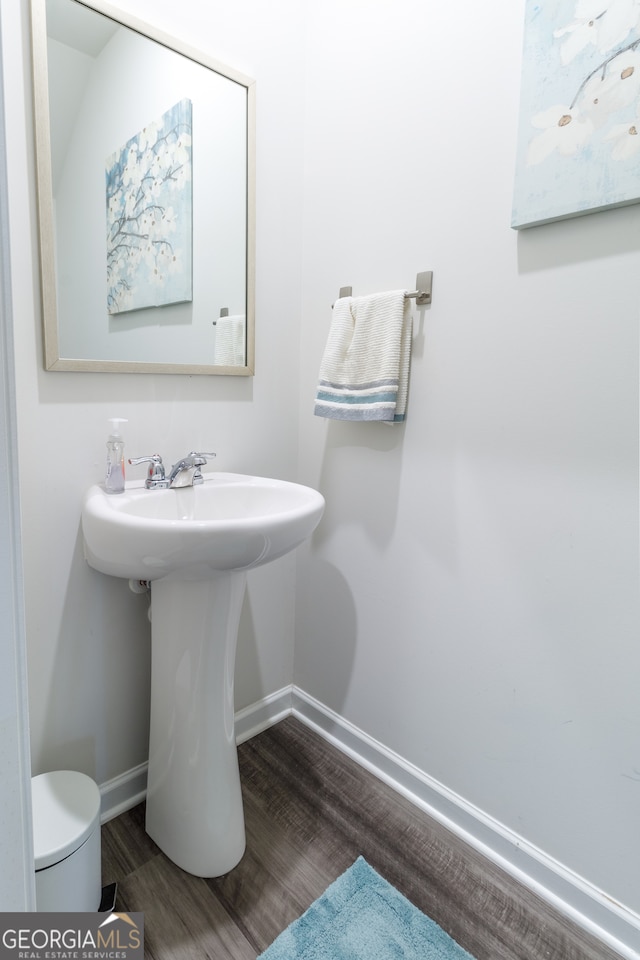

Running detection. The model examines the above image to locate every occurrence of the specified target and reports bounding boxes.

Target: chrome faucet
[167,452,215,488]
[129,452,216,489]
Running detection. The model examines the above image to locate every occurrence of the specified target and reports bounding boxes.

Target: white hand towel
[214,315,245,366]
[314,290,412,422]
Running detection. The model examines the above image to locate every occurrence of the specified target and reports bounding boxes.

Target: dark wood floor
[102,716,620,960]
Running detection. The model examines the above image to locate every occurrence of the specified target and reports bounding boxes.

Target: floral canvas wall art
[106,99,192,313]
[512,1,640,229]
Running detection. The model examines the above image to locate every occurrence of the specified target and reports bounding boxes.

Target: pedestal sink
[82,473,324,877]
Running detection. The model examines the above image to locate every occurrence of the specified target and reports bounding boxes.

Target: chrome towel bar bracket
[410,270,433,305]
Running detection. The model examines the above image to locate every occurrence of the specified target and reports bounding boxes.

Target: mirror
[31,0,255,374]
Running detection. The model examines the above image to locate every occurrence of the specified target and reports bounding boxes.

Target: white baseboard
[98,684,640,959]
[99,761,148,826]
[235,686,294,744]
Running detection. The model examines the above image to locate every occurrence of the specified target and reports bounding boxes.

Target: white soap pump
[105,418,128,494]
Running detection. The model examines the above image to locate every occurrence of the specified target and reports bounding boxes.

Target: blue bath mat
[258,856,476,960]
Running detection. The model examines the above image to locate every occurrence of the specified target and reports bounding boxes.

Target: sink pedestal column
[145,572,247,877]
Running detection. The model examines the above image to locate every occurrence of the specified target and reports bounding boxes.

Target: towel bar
[336,271,433,306]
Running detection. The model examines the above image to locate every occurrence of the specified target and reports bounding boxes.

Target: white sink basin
[82,472,325,581]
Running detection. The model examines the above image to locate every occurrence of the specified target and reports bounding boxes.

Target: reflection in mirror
[31,0,255,374]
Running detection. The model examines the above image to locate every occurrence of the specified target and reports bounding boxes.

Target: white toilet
[32,770,102,911]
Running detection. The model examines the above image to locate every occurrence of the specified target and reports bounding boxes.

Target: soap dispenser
[105,418,128,494]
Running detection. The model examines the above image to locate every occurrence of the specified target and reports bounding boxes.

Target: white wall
[296,0,640,920]
[4,0,306,784]
[2,0,639,939]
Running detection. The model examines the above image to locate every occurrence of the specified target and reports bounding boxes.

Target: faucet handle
[188,451,216,462]
[128,454,169,488]
[187,451,216,483]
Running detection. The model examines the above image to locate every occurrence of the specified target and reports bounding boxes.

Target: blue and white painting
[512,1,640,229]
[106,99,192,313]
